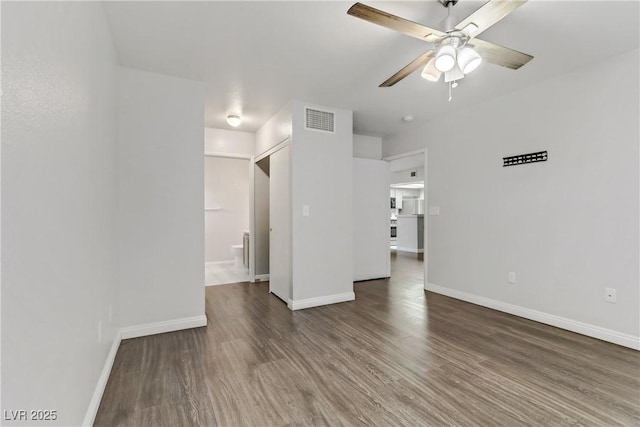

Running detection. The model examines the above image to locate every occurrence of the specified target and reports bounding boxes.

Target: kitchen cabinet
[396,214,424,253]
[399,199,424,215]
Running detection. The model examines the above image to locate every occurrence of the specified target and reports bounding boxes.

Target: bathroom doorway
[204,154,251,286]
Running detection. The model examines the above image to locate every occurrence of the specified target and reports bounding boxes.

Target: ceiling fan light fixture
[421,58,442,82]
[347,1,533,96]
[435,44,456,72]
[457,47,482,74]
[226,114,242,127]
[444,62,464,83]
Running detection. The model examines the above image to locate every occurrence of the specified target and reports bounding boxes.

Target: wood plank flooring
[95,252,640,426]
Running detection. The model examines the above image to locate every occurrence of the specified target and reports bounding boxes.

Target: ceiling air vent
[305,108,335,133]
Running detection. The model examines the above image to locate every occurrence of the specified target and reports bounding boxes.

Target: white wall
[1,2,119,425]
[204,157,250,262]
[353,134,382,159]
[353,159,390,281]
[205,127,254,157]
[118,67,206,328]
[383,49,640,346]
[391,167,424,184]
[290,101,354,303]
[255,103,292,156]
[388,152,424,171]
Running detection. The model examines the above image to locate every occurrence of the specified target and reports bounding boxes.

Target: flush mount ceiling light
[348,0,534,101]
[226,114,242,127]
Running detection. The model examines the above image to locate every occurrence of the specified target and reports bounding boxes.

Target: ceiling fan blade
[456,0,528,38]
[470,38,533,70]
[379,50,435,87]
[348,2,445,42]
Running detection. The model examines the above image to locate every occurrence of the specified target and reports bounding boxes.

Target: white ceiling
[104,1,639,137]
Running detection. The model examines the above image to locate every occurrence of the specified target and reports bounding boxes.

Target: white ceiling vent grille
[305,108,335,133]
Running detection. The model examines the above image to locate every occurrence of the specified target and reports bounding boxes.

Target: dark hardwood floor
[95,251,640,426]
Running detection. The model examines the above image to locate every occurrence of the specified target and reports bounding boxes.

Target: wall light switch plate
[428,206,440,216]
[302,205,310,217]
[508,272,516,284]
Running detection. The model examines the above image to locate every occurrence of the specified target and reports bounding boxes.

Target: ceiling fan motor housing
[437,0,460,32]
[441,35,463,49]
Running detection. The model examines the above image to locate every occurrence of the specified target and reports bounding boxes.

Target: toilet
[231,244,243,268]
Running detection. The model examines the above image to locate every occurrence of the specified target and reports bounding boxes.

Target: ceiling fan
[347,0,533,94]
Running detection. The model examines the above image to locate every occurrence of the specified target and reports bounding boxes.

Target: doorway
[384,149,428,287]
[253,142,292,303]
[204,154,251,286]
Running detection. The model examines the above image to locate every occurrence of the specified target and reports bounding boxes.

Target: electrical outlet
[108,304,113,323]
[98,321,103,343]
[604,288,617,303]
[508,272,516,284]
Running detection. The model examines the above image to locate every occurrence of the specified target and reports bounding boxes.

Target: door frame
[252,138,291,288]
[254,138,289,163]
[383,148,428,287]
[204,152,254,282]
[265,143,291,302]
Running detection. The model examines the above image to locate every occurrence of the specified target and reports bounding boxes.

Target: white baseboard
[253,274,269,282]
[396,247,424,253]
[83,331,122,427]
[83,315,208,425]
[425,283,640,351]
[288,292,355,311]
[120,315,208,340]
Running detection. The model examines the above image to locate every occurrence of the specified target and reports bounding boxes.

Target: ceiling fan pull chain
[448,82,452,102]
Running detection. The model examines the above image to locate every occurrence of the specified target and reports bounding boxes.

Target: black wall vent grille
[503,151,547,167]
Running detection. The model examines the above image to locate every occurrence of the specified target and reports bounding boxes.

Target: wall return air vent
[503,150,548,167]
[305,108,335,133]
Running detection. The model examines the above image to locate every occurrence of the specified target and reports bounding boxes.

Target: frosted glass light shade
[226,114,242,127]
[435,44,456,72]
[457,47,482,74]
[421,58,441,82]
